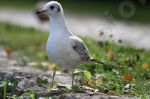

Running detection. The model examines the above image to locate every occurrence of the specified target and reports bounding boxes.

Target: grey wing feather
[70,36,92,61]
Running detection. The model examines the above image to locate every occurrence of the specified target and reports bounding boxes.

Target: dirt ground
[0,48,134,99]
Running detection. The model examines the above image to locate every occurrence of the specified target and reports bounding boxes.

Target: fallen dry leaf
[83,80,96,88]
[142,63,149,69]
[122,74,133,81]
[5,48,13,57]
[107,90,117,96]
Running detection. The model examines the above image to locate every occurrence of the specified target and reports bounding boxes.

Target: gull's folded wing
[70,36,92,61]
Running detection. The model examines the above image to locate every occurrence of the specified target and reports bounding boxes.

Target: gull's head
[36,1,63,17]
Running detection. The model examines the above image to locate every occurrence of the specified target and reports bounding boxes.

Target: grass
[0,22,150,98]
[0,23,48,61]
[0,0,150,23]
[3,80,6,99]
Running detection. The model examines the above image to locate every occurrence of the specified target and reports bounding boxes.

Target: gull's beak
[36,9,47,14]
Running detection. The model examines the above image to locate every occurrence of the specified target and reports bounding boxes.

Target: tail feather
[89,59,104,64]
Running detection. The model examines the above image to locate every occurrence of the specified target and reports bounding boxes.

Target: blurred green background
[0,0,150,23]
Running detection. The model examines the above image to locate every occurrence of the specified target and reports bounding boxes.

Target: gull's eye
[50,6,54,10]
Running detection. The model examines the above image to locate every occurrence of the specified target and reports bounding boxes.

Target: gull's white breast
[46,34,82,67]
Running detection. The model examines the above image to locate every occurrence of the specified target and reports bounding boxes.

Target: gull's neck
[49,14,72,36]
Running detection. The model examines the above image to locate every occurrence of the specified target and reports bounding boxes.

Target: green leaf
[84,71,92,80]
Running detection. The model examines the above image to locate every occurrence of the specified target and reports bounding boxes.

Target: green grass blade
[3,80,7,99]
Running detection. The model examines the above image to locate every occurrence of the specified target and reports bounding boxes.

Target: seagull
[36,1,103,87]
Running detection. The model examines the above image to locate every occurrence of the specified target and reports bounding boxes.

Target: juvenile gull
[36,1,102,86]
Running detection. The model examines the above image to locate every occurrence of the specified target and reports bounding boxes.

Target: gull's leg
[72,71,74,87]
[52,65,57,87]
[72,68,75,87]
